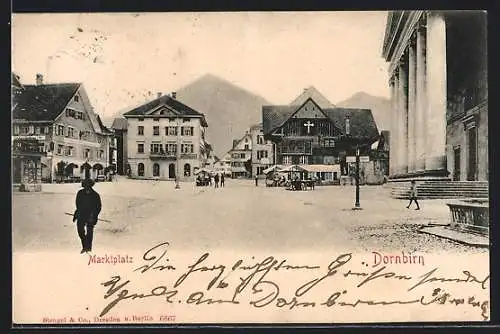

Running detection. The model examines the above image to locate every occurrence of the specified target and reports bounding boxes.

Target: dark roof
[111,117,128,130]
[377,130,390,151]
[96,114,113,134]
[122,94,208,126]
[12,83,81,121]
[262,103,379,142]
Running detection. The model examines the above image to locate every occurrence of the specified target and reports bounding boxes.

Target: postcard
[11,10,489,325]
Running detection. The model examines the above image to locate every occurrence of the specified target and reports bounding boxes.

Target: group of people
[196,172,226,188]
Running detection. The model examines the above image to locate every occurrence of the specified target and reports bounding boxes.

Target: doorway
[453,146,461,181]
[467,127,477,181]
[168,163,176,179]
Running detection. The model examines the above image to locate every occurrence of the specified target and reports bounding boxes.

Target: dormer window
[345,117,350,135]
[74,95,79,102]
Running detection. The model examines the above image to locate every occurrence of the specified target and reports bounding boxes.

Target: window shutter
[190,127,194,136]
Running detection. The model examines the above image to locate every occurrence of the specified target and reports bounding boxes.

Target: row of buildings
[222,87,390,184]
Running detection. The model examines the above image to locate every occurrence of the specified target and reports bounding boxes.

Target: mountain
[335,92,391,132]
[175,74,271,157]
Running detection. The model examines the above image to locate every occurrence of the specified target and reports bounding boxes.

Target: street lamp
[354,144,361,209]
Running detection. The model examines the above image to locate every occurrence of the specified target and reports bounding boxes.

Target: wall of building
[126,117,203,180]
[250,126,274,177]
[446,104,488,181]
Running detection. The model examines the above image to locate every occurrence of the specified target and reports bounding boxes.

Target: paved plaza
[12,178,486,255]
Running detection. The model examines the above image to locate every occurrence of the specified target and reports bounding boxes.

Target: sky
[12,12,391,119]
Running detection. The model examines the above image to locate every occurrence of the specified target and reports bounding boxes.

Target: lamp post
[354,144,361,209]
[175,117,181,189]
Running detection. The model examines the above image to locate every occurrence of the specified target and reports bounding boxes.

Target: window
[322,139,335,147]
[244,144,249,150]
[138,163,145,177]
[169,118,176,122]
[98,150,104,159]
[257,135,264,145]
[138,118,144,122]
[181,126,193,136]
[257,150,268,159]
[299,156,309,164]
[67,127,75,138]
[57,145,64,155]
[153,163,160,177]
[181,143,194,153]
[184,163,191,176]
[137,143,144,153]
[65,108,76,117]
[153,126,160,136]
[167,143,177,153]
[283,156,292,165]
[183,118,190,123]
[138,126,144,135]
[167,126,177,136]
[13,125,19,135]
[153,118,160,122]
[84,148,91,159]
[76,112,83,120]
[74,95,79,102]
[150,143,162,153]
[65,146,74,156]
[57,125,65,136]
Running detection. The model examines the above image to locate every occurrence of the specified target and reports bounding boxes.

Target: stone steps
[388,181,489,199]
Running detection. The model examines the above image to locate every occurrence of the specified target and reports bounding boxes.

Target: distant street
[13,178,486,255]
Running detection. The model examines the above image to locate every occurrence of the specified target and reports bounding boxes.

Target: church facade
[262,97,380,180]
[382,11,487,182]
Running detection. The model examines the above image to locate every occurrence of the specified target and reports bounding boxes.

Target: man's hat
[82,178,95,188]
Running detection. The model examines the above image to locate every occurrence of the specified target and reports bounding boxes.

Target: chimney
[36,73,43,86]
[157,92,162,99]
[171,92,177,99]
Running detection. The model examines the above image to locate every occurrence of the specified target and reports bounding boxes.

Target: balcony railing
[181,153,198,160]
[150,151,176,160]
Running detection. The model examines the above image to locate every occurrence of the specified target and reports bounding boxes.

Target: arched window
[184,163,191,177]
[153,163,160,177]
[138,163,145,177]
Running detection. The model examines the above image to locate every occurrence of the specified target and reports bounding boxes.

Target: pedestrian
[406,180,420,210]
[73,178,102,253]
[255,174,259,187]
[220,173,225,187]
[214,173,219,188]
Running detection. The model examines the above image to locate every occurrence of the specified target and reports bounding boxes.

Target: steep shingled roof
[262,102,379,142]
[111,117,128,130]
[122,94,208,127]
[12,83,81,121]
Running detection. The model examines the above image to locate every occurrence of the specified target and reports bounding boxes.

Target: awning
[81,162,91,170]
[263,164,284,174]
[280,164,305,172]
[300,164,340,173]
[231,167,248,173]
[93,163,104,170]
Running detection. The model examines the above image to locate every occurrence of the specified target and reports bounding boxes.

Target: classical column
[425,11,448,173]
[389,75,397,177]
[397,59,408,175]
[415,22,427,172]
[407,36,417,173]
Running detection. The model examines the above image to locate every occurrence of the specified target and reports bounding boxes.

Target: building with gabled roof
[12,73,114,184]
[262,96,379,183]
[122,92,210,181]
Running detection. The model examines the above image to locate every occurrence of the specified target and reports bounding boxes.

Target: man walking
[406,180,420,210]
[214,173,219,188]
[73,178,102,253]
[255,174,259,187]
[220,173,225,187]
